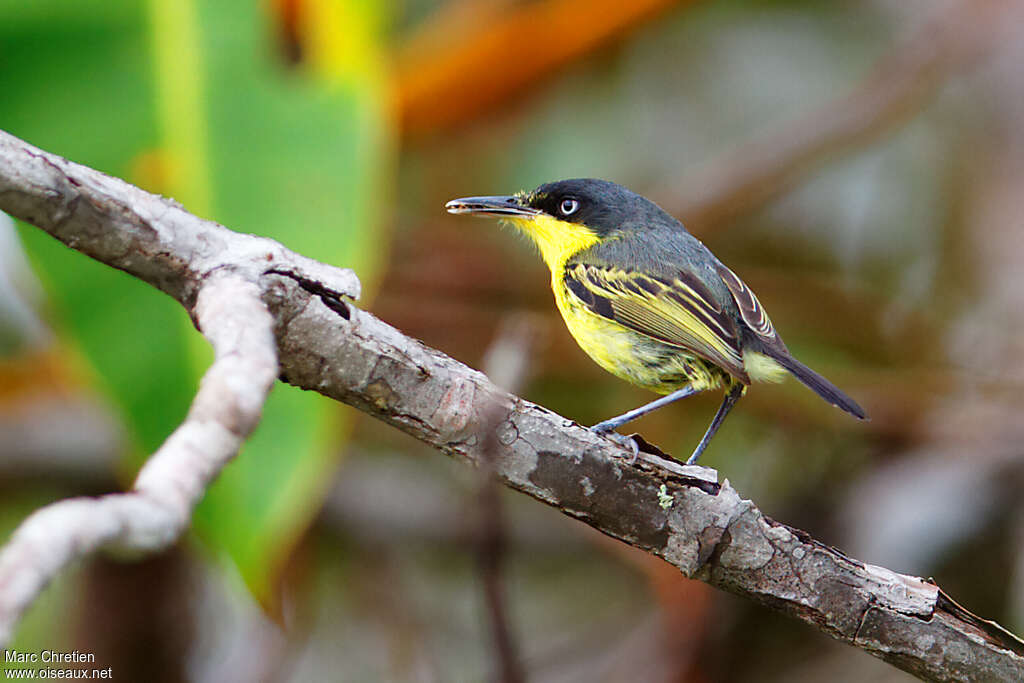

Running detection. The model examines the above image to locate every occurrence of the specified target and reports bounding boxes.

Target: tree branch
[0,271,277,642]
[1,129,1022,680]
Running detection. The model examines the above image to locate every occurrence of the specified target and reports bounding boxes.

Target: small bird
[446,179,866,464]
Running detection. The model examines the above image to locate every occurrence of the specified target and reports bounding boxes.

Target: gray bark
[0,128,1021,681]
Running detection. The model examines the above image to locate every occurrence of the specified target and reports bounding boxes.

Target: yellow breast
[506,213,731,394]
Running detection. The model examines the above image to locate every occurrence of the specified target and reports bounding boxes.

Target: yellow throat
[507,214,601,273]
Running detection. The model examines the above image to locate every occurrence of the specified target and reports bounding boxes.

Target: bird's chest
[552,276,728,394]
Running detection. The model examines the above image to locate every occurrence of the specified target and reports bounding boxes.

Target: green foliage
[4,0,187,456]
[2,0,392,606]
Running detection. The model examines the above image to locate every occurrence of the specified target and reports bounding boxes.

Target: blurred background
[2,0,1024,680]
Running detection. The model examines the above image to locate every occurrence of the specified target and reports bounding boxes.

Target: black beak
[445,195,540,217]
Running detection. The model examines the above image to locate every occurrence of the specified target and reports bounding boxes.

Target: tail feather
[773,353,867,420]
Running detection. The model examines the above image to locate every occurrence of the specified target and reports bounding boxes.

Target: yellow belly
[552,278,732,394]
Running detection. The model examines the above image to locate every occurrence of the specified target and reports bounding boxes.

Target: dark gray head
[445,178,682,238]
[446,177,712,276]
[521,178,680,237]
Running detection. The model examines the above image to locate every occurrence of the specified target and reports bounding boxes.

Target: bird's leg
[591,386,701,434]
[685,383,744,465]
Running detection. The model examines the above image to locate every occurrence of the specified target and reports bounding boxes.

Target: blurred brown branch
[472,316,542,683]
[658,0,1020,231]
[1,129,1023,681]
[396,0,692,136]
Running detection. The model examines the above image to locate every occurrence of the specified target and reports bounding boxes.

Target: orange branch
[396,0,691,136]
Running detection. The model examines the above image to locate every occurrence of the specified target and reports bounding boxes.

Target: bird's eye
[559,198,579,216]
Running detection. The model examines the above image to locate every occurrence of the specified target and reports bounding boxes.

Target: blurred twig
[1,129,1023,680]
[474,434,524,683]
[396,0,692,136]
[474,315,540,683]
[658,0,1020,231]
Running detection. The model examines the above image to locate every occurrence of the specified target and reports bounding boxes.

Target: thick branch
[1,129,1022,680]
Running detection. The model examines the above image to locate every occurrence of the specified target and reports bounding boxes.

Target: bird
[445,178,866,465]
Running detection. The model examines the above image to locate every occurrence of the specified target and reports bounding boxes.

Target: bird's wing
[563,262,747,379]
[715,264,778,343]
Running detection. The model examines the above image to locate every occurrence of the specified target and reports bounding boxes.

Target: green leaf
[150,0,393,604]
[3,0,192,457]
[3,0,393,608]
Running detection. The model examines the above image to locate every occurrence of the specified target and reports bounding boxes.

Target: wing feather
[564,262,747,379]
[715,264,777,341]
